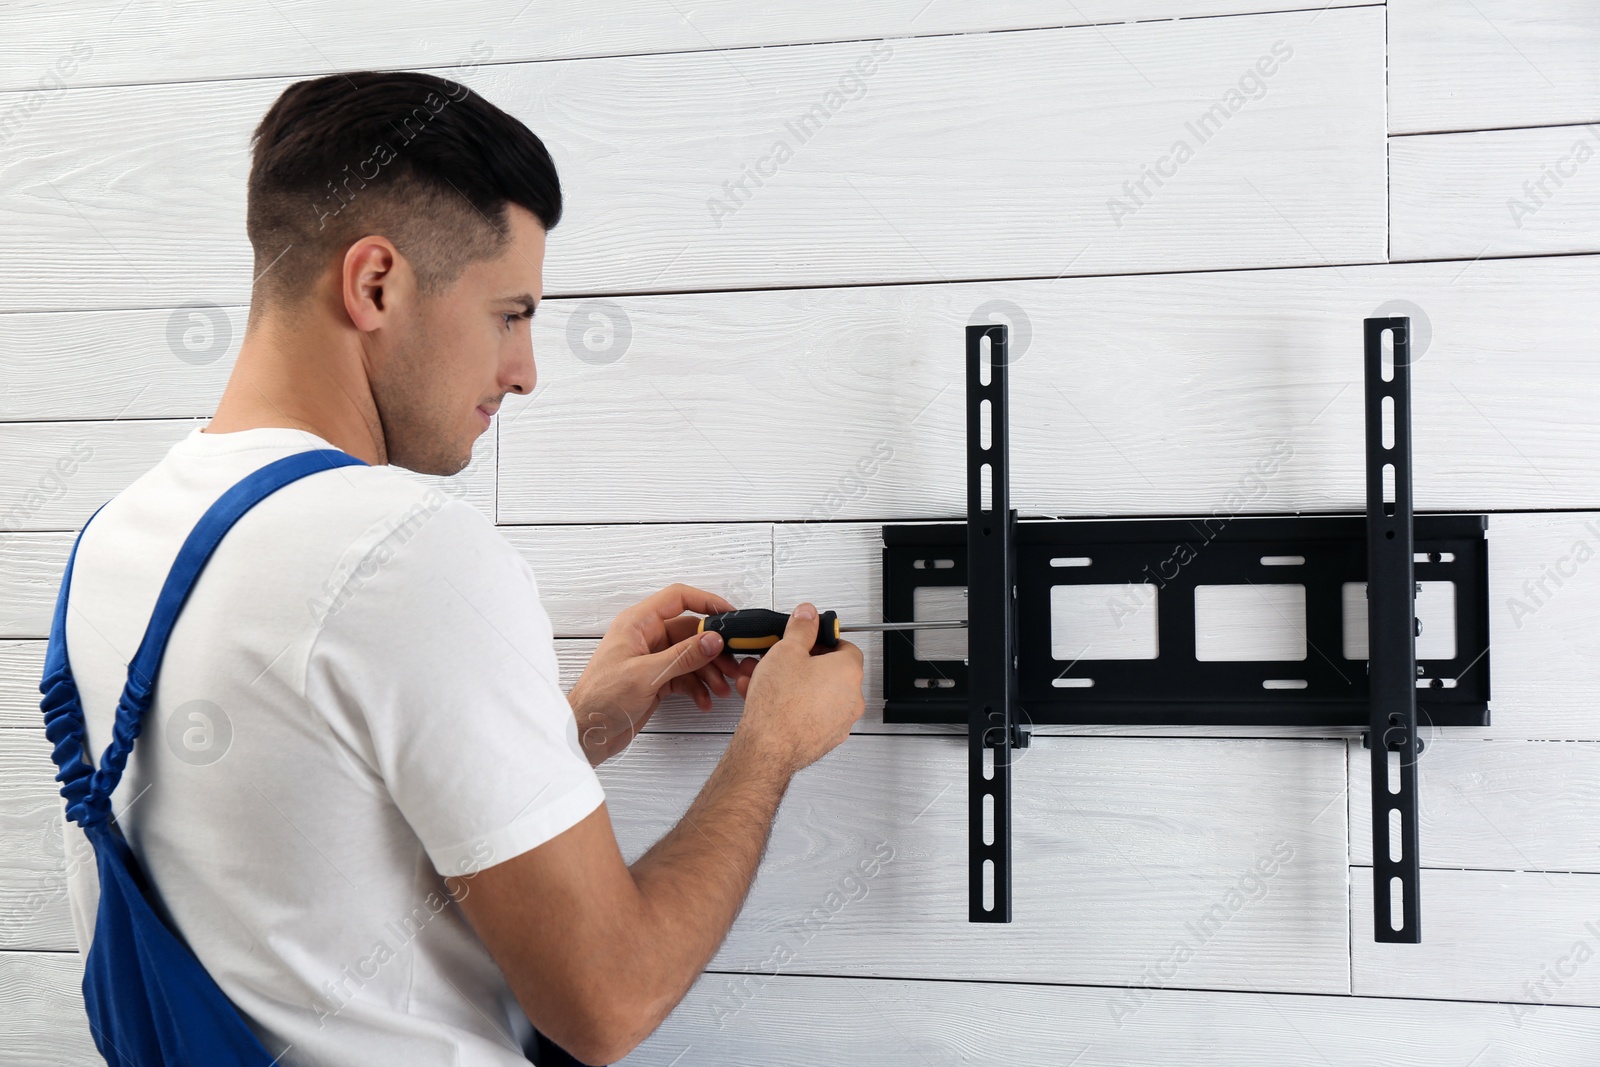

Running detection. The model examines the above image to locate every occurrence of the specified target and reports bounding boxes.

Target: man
[59,70,865,1065]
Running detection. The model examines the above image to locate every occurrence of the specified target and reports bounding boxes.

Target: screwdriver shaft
[843,619,967,632]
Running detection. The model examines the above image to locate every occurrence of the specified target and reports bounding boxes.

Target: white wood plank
[0,536,69,640]
[0,418,494,531]
[0,727,1350,988]
[1350,739,1600,872]
[0,0,1375,94]
[9,511,1600,739]
[0,304,241,422]
[1390,0,1600,134]
[622,972,1600,1066]
[500,255,1600,523]
[0,726,75,951]
[0,641,46,728]
[0,951,97,1066]
[1391,125,1600,261]
[0,8,1387,312]
[497,522,772,634]
[598,732,1350,993]
[1353,867,1600,1010]
[1481,511,1600,740]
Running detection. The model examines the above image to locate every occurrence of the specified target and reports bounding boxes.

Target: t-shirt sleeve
[303,493,605,879]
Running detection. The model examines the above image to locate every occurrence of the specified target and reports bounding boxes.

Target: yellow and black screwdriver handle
[696,608,841,654]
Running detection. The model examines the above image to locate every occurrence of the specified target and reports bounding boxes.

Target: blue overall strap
[40,447,367,1067]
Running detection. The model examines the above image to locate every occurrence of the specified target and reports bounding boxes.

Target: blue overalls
[40,448,595,1066]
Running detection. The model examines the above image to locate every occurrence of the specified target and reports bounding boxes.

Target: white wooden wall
[3,1,1599,1063]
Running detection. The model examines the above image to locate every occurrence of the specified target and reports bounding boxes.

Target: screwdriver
[696,608,967,654]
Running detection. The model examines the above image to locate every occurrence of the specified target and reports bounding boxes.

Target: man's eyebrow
[504,294,539,316]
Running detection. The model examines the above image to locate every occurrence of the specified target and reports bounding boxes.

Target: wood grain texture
[1481,512,1600,740]
[0,642,46,728]
[0,8,1386,311]
[0,304,241,421]
[0,418,494,532]
[499,255,1600,523]
[1349,739,1600,872]
[7,511,1600,738]
[498,522,771,635]
[1390,0,1600,134]
[0,951,97,1066]
[1391,125,1600,260]
[620,971,1600,1065]
[597,732,1351,993]
[0,727,1351,986]
[0,535,69,639]
[1352,867,1600,1009]
[0,726,75,951]
[0,0,1374,93]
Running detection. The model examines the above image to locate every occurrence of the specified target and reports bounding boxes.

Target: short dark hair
[245,70,562,314]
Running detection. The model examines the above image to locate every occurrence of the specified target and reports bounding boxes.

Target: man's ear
[343,235,408,330]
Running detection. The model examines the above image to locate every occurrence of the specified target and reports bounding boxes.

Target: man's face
[372,204,545,476]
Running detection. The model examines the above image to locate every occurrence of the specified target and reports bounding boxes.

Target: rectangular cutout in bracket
[1050,583,1158,660]
[912,585,969,662]
[1342,581,1457,660]
[1194,584,1307,662]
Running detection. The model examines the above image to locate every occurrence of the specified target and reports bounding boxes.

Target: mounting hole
[913,677,956,689]
[1385,530,1395,540]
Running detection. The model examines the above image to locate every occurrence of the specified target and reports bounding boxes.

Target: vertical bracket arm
[1365,316,1423,943]
[967,323,1019,922]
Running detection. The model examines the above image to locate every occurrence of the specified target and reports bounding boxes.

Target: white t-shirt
[59,425,606,1065]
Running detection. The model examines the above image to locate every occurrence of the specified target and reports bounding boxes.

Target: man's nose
[507,344,536,396]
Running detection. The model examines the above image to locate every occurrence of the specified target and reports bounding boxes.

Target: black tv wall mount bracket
[880,318,1489,943]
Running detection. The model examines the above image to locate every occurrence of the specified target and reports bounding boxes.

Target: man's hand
[455,601,864,1063]
[567,583,758,766]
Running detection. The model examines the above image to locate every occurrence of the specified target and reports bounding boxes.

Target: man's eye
[501,313,518,331]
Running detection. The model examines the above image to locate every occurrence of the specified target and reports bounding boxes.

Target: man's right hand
[451,600,864,1064]
[735,602,865,775]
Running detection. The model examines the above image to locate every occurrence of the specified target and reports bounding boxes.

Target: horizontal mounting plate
[882,513,1489,728]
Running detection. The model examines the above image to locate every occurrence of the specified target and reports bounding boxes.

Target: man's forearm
[617,729,794,1042]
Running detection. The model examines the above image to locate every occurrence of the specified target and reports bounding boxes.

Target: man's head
[244,71,561,475]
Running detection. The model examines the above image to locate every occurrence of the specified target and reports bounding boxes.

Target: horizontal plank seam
[695,966,1600,1013]
[0,2,1385,101]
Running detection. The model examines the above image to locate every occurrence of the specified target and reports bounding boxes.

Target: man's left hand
[567,583,757,766]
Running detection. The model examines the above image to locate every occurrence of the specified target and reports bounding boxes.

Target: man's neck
[207,319,386,465]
